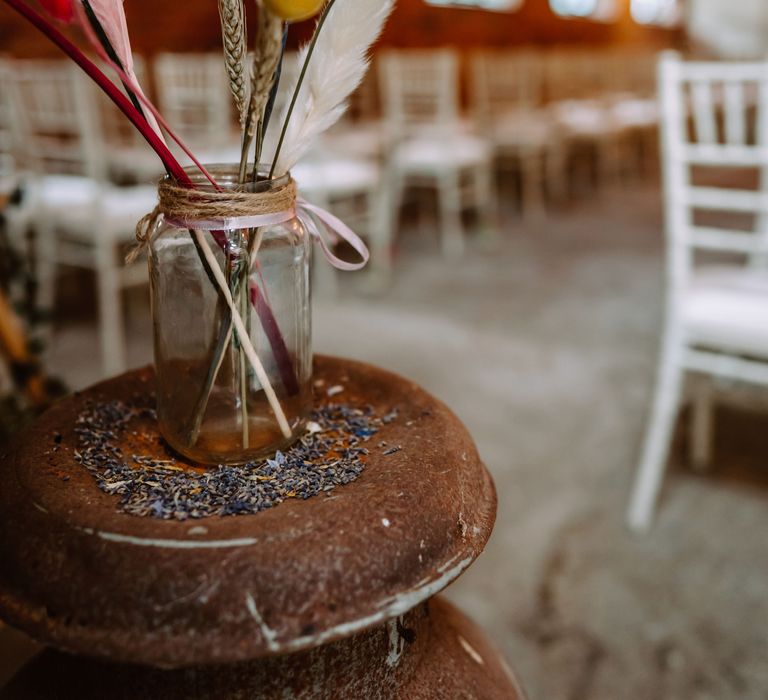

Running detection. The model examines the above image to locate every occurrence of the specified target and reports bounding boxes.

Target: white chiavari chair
[546,48,635,188]
[7,60,158,376]
[628,52,768,532]
[605,50,661,177]
[154,53,241,166]
[471,49,566,217]
[379,49,496,258]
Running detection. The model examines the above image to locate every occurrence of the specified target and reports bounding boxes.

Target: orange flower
[263,0,324,22]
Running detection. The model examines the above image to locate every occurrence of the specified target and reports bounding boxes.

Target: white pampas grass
[272,0,395,175]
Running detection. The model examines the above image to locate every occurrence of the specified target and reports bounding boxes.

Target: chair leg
[545,143,568,205]
[690,375,714,472]
[95,238,127,377]
[627,331,685,533]
[473,159,499,243]
[437,170,464,259]
[520,151,546,221]
[596,137,619,190]
[34,217,58,324]
[386,165,404,243]
[367,186,393,289]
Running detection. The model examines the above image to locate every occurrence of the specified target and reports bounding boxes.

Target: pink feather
[86,0,133,72]
[78,0,159,134]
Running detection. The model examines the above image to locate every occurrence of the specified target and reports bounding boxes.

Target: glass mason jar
[148,166,312,465]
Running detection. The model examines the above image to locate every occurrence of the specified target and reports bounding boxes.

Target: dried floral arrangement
[5,0,394,183]
[4,0,395,461]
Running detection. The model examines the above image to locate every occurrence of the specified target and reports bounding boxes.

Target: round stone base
[0,358,496,667]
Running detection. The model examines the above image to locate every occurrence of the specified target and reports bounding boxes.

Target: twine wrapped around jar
[130,177,299,264]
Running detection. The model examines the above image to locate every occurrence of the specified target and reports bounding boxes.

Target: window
[631,0,680,26]
[550,0,597,17]
[424,0,523,11]
[549,0,617,21]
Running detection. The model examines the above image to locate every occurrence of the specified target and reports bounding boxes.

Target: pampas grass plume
[273,0,395,174]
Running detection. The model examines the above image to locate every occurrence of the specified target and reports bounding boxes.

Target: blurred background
[1,0,768,698]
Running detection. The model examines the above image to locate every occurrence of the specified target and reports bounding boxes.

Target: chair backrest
[622,51,659,98]
[6,60,105,181]
[154,53,233,148]
[347,63,380,123]
[544,49,600,103]
[470,49,544,125]
[659,51,768,283]
[378,49,461,137]
[97,55,150,148]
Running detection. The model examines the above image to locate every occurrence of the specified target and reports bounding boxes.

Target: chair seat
[35,175,157,237]
[293,158,380,199]
[36,174,100,210]
[108,145,165,182]
[392,132,492,172]
[551,100,623,138]
[101,185,158,224]
[323,122,385,160]
[610,97,659,129]
[684,266,768,359]
[488,109,559,150]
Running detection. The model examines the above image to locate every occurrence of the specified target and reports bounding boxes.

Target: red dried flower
[38,0,74,22]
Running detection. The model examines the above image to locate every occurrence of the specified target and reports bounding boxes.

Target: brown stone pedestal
[0,357,525,698]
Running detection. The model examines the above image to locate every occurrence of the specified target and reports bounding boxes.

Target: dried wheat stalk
[218,0,248,126]
[245,3,283,141]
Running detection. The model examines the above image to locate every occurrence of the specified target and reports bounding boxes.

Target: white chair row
[378,50,497,258]
[0,59,157,377]
[151,48,661,255]
[0,47,661,378]
[87,49,665,258]
[627,52,768,532]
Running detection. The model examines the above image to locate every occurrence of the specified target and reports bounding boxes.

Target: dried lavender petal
[72,401,387,521]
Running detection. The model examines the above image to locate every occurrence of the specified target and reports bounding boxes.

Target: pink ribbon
[165,199,369,272]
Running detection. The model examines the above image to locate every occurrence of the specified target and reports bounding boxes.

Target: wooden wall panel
[0,0,679,59]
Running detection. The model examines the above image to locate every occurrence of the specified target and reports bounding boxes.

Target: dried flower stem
[194,228,292,439]
[226,3,283,444]
[261,27,289,145]
[240,3,283,182]
[269,0,338,178]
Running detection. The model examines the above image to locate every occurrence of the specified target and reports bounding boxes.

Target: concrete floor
[2,181,768,698]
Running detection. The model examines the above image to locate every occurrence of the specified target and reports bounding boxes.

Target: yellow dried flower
[263,0,324,22]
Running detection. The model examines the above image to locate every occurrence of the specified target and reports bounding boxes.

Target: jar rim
[170,164,291,194]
